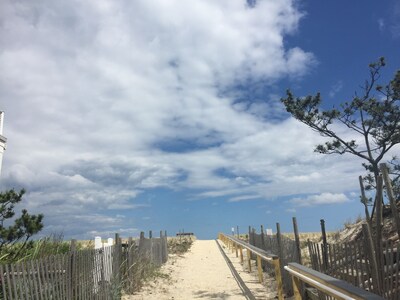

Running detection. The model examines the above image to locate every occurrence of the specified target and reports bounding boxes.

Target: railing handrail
[285,263,384,300]
[222,234,278,261]
[219,233,283,300]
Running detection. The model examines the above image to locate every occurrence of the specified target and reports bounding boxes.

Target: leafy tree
[281,58,400,215]
[0,189,44,259]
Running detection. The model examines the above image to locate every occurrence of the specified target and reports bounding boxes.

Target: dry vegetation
[167,235,195,255]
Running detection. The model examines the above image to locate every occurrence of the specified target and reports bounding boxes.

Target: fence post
[320,219,328,271]
[237,225,239,238]
[362,223,381,295]
[149,231,154,263]
[127,237,133,292]
[248,226,251,243]
[114,233,121,293]
[160,231,165,264]
[276,222,285,292]
[260,225,265,250]
[69,239,77,300]
[375,175,384,285]
[292,217,302,265]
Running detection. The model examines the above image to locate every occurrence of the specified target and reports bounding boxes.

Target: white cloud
[378,18,385,31]
[329,80,343,98]
[1,0,370,238]
[290,193,350,207]
[228,195,262,202]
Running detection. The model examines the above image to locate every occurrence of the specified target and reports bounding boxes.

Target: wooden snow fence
[0,232,168,300]
[247,219,302,296]
[308,238,400,299]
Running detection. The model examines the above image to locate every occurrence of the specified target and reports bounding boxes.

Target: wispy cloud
[228,195,262,202]
[378,18,385,31]
[329,80,343,98]
[290,193,349,207]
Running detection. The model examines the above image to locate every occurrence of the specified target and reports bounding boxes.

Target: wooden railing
[218,233,284,300]
[285,263,384,300]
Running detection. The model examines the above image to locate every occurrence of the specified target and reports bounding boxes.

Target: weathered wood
[320,219,329,271]
[362,223,381,295]
[276,222,285,290]
[260,225,265,250]
[376,174,384,288]
[221,233,284,299]
[286,262,385,299]
[292,275,302,300]
[273,258,284,300]
[247,249,252,272]
[257,255,263,283]
[292,217,302,265]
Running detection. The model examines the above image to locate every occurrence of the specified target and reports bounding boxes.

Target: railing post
[247,249,252,272]
[257,255,263,283]
[273,258,284,300]
[239,246,243,264]
[292,275,302,300]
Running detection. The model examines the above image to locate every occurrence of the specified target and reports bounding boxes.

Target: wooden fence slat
[353,241,361,288]
[30,260,38,300]
[396,242,400,300]
[0,264,6,300]
[10,263,18,298]
[6,264,13,300]
[328,243,333,276]
[21,260,31,298]
[45,256,53,299]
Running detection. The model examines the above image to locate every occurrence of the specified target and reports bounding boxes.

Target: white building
[0,112,7,176]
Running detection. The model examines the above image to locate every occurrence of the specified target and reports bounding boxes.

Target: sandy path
[123,240,251,299]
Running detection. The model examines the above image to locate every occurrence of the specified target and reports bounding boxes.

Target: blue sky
[0,0,399,239]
